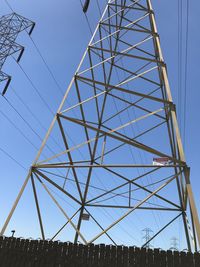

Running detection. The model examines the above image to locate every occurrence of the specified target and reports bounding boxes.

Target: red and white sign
[153,157,170,166]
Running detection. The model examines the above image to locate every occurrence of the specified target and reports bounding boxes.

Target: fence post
[68,242,74,267]
[6,237,15,266]
[37,240,45,267]
[134,247,141,267]
[1,237,9,266]
[28,239,37,266]
[180,251,187,267]
[14,238,21,267]
[160,250,167,267]
[140,247,147,267]
[0,236,3,262]
[166,250,173,267]
[154,248,160,267]
[62,242,69,266]
[194,252,200,267]
[104,245,111,266]
[76,243,83,266]
[0,237,199,266]
[52,241,60,266]
[82,243,88,267]
[174,251,180,267]
[116,245,123,267]
[129,246,135,267]
[185,252,195,267]
[43,240,50,266]
[147,248,153,267]
[123,246,129,267]
[99,244,106,267]
[110,245,117,267]
[88,243,94,267]
[93,244,99,267]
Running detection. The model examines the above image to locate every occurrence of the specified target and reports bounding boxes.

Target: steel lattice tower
[0,12,35,95]
[1,0,200,251]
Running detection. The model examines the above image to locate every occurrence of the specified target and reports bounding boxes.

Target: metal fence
[0,236,199,266]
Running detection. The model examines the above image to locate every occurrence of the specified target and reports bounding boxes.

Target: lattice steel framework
[0,12,35,95]
[1,0,200,251]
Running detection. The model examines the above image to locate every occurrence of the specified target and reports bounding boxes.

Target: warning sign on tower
[153,157,170,166]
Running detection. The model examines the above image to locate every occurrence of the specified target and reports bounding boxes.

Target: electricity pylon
[142,228,153,249]
[0,12,35,95]
[170,237,179,251]
[1,0,200,251]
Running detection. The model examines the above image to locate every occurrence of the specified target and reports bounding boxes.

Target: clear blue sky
[0,0,199,250]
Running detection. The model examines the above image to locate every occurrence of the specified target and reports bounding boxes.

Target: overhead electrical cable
[15,61,54,116]
[177,0,183,132]
[28,36,64,97]
[96,0,102,15]
[2,95,75,177]
[11,88,51,134]
[0,108,39,151]
[4,0,13,11]
[183,0,190,150]
[0,146,27,171]
[177,0,183,248]
[178,0,183,131]
[11,87,74,157]
[80,0,94,36]
[3,96,47,144]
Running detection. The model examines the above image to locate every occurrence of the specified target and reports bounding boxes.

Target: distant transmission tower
[0,12,35,95]
[170,237,179,251]
[142,228,153,248]
[1,0,200,251]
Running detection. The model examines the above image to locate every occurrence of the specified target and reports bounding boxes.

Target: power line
[183,0,190,150]
[0,13,71,176]
[16,61,54,116]
[0,108,39,151]
[2,96,66,163]
[96,0,102,15]
[79,0,94,36]
[26,36,81,118]
[11,87,49,133]
[11,87,69,153]
[0,146,27,171]
[177,0,183,132]
[4,0,97,168]
[4,0,13,12]
[6,1,84,120]
[5,0,78,115]
[3,96,46,143]
[28,36,64,97]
